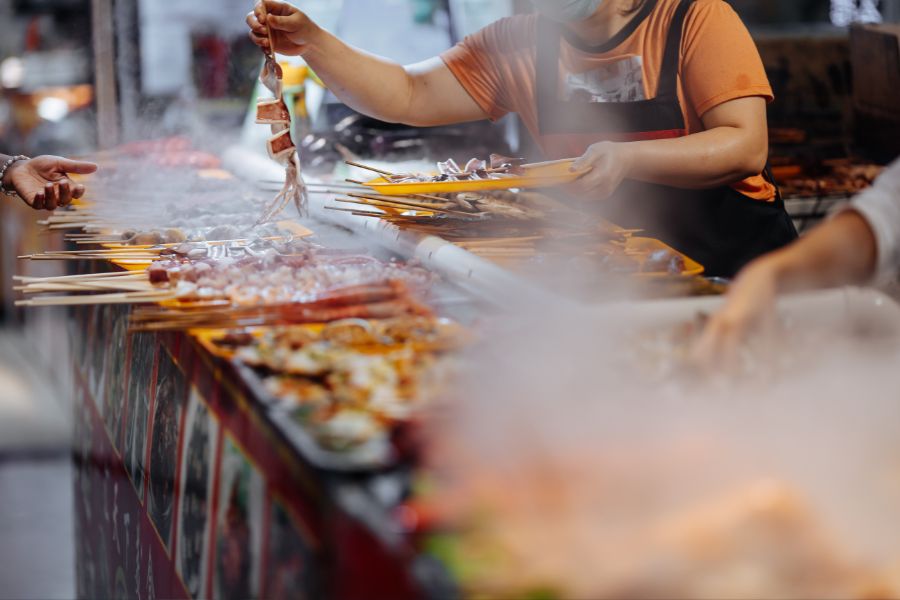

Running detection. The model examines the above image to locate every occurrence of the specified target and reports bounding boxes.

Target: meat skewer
[255,1,308,223]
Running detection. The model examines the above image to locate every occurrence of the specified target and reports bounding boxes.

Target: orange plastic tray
[627,237,704,278]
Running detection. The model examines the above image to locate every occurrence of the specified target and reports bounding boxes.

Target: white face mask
[530,0,604,22]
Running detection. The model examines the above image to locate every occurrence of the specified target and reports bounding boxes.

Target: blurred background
[1,0,900,598]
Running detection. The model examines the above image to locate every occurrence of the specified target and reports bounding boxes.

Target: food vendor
[247,0,797,277]
[695,158,900,362]
[0,154,98,210]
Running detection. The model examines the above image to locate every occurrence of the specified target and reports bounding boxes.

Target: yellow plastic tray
[361,159,589,196]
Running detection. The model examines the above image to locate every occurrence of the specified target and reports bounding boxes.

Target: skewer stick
[455,236,543,247]
[322,206,394,219]
[305,182,365,189]
[344,161,396,177]
[14,271,144,283]
[258,0,277,59]
[340,195,468,216]
[18,280,154,293]
[335,198,465,217]
[16,291,175,307]
[346,193,450,209]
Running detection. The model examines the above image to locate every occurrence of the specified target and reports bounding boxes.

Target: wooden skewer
[34,248,158,255]
[336,198,468,218]
[344,161,396,177]
[18,279,155,293]
[411,192,453,203]
[346,192,449,206]
[22,255,154,261]
[322,206,395,219]
[455,236,543,247]
[307,188,367,195]
[340,195,468,216]
[16,291,175,307]
[14,271,144,283]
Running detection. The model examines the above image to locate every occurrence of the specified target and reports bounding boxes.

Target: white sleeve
[832,159,900,284]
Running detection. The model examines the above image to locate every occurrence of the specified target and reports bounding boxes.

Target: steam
[426,295,900,597]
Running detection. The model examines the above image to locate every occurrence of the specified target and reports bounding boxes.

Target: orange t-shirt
[441,0,776,201]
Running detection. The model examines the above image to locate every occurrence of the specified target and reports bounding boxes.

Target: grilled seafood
[385,154,527,184]
[227,315,467,450]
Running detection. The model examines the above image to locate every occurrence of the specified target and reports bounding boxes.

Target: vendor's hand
[246,0,319,56]
[691,259,781,368]
[569,142,635,200]
[3,155,98,211]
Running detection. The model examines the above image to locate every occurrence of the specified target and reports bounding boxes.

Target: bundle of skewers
[326,159,672,269]
[333,159,545,221]
[17,241,436,331]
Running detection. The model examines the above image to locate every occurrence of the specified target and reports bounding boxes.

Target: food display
[32,134,900,600]
[328,182,700,276]
[146,249,434,302]
[775,159,883,199]
[208,316,468,453]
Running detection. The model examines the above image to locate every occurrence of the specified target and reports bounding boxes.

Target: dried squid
[255,3,308,223]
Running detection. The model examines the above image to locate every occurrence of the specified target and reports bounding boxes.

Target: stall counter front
[70,301,422,600]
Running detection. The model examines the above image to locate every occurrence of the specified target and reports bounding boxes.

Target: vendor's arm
[571,96,768,196]
[0,154,98,210]
[246,0,488,127]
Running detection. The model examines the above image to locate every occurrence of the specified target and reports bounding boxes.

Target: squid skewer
[255,1,308,223]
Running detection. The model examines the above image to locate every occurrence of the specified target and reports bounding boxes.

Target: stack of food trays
[332,156,705,278]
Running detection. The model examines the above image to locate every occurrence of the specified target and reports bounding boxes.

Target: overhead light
[37,97,69,122]
[0,57,24,89]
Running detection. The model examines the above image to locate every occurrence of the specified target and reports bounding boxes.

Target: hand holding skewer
[1,155,98,211]
[246,0,319,57]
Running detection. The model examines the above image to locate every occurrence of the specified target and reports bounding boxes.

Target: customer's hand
[3,155,98,210]
[691,259,781,368]
[246,0,321,56]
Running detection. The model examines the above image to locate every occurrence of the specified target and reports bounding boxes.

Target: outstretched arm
[246,0,488,127]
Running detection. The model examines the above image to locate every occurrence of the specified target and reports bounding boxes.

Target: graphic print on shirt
[562,55,645,103]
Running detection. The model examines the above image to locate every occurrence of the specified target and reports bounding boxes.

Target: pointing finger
[57,159,98,175]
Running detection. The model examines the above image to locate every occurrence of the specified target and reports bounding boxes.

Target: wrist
[299,24,329,59]
[620,143,641,178]
[755,251,791,292]
[0,155,28,196]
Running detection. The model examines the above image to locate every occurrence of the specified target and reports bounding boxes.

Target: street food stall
[10,1,900,599]
[21,133,899,599]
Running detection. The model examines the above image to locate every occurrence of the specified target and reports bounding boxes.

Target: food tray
[361,159,589,196]
[231,361,399,473]
[626,237,704,278]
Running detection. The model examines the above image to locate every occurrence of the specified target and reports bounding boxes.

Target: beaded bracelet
[0,155,29,197]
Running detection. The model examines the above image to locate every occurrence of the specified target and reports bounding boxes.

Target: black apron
[535,0,797,278]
